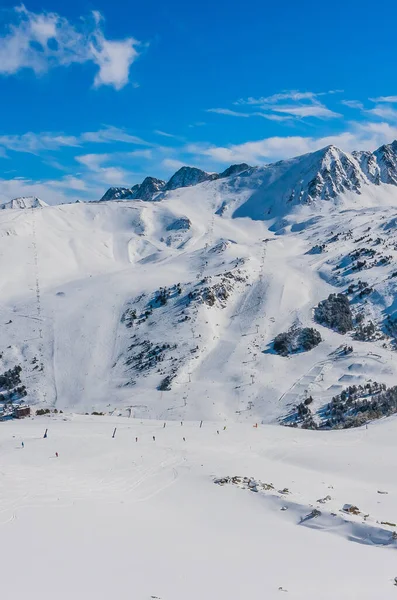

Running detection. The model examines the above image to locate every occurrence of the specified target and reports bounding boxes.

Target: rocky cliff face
[100,185,140,202]
[132,177,165,201]
[165,167,215,191]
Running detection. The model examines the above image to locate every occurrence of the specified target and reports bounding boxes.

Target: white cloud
[161,158,186,171]
[370,96,397,103]
[267,104,341,119]
[186,121,397,165]
[0,5,142,89]
[341,100,364,110]
[81,126,151,145]
[366,106,397,121]
[0,132,80,154]
[207,108,251,118]
[47,175,87,191]
[0,176,82,205]
[76,153,110,170]
[0,126,151,155]
[126,149,153,159]
[235,91,323,105]
[90,37,138,90]
[154,130,179,139]
[213,90,341,122]
[207,108,292,122]
[75,153,132,185]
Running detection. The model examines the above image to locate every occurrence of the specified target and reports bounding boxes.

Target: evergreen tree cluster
[285,381,397,430]
[0,365,22,391]
[0,365,27,404]
[273,326,322,356]
[354,320,377,341]
[320,382,397,429]
[314,293,353,334]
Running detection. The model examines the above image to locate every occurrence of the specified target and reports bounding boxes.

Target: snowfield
[1,414,397,599]
[3,145,397,597]
[2,168,397,425]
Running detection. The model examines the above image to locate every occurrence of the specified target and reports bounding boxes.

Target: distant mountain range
[100,164,251,202]
[99,141,397,218]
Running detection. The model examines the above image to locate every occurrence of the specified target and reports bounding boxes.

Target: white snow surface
[2,170,397,422]
[1,413,397,599]
[0,196,48,210]
[3,155,397,597]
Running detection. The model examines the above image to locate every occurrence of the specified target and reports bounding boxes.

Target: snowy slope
[1,413,397,599]
[2,145,397,424]
[0,196,48,210]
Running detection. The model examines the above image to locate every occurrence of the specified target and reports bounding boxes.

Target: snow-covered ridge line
[100,141,397,208]
[100,163,252,201]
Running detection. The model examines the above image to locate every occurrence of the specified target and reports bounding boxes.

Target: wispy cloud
[341,99,364,110]
[267,104,340,119]
[161,158,186,171]
[235,90,324,105]
[75,152,140,185]
[366,105,397,121]
[370,95,397,103]
[81,126,151,145]
[154,130,179,139]
[186,120,397,165]
[0,176,91,205]
[207,108,251,118]
[0,5,143,90]
[207,107,292,121]
[210,90,341,122]
[0,126,151,155]
[0,132,80,153]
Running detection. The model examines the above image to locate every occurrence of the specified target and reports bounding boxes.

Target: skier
[43,429,48,439]
[183,437,186,442]
[135,437,138,442]
[21,441,24,449]
[153,436,156,442]
[163,422,166,428]
[55,452,59,458]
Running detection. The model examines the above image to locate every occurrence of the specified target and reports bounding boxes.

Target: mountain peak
[0,196,48,210]
[133,177,165,201]
[100,185,140,202]
[165,166,214,191]
[218,163,251,179]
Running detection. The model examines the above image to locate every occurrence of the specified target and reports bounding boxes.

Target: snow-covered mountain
[0,196,48,210]
[99,185,140,202]
[165,166,216,190]
[100,164,252,201]
[99,141,397,217]
[3,141,397,427]
[5,143,397,600]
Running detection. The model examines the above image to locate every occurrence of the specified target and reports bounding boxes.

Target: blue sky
[1,0,397,203]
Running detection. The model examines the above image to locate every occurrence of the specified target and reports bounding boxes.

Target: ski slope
[1,414,397,599]
[2,170,397,423]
